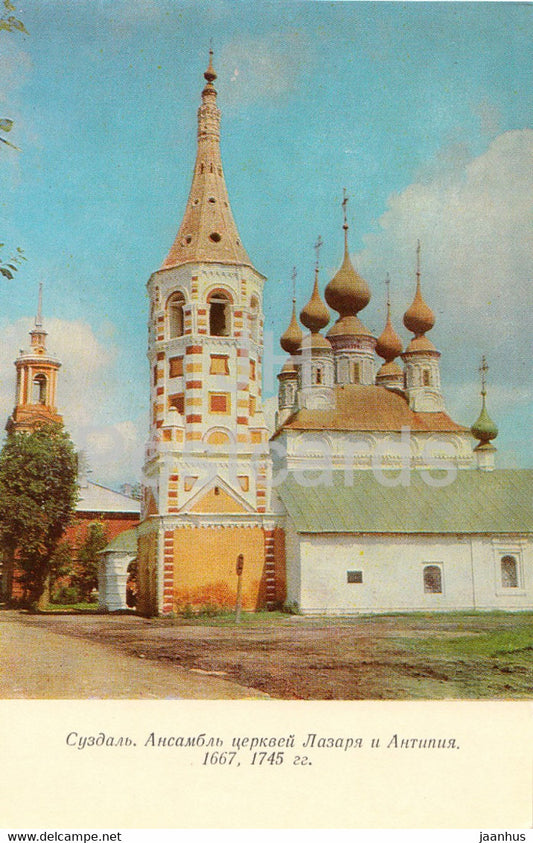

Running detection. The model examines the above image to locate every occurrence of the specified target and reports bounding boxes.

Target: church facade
[137,55,532,616]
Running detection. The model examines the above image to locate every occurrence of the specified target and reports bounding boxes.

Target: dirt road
[0,611,267,699]
[3,607,532,699]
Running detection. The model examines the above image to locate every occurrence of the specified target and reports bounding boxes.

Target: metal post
[235,553,244,623]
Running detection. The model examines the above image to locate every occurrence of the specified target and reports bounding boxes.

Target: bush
[52,585,80,605]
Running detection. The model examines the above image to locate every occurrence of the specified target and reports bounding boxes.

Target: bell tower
[138,52,283,616]
[6,284,62,434]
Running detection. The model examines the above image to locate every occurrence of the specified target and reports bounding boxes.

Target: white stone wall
[271,428,475,476]
[98,551,136,612]
[289,531,533,614]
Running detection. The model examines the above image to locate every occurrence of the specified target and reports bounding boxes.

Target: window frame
[423,563,443,594]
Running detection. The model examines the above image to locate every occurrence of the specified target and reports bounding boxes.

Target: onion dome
[471,357,498,444]
[300,268,330,334]
[280,299,303,355]
[403,241,435,337]
[376,278,403,363]
[325,193,371,318]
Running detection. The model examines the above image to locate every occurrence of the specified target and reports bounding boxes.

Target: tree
[74,521,108,602]
[1,0,27,150]
[0,423,78,608]
[0,0,27,34]
[0,244,26,278]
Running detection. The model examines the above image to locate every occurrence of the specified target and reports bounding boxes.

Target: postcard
[0,0,531,831]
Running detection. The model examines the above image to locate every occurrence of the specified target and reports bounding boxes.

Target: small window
[313,366,323,385]
[347,571,363,584]
[169,356,183,378]
[153,365,158,387]
[209,232,221,243]
[423,369,431,387]
[210,354,229,375]
[249,296,259,342]
[209,392,230,414]
[249,395,256,416]
[423,565,442,594]
[250,359,256,381]
[32,374,47,404]
[168,292,185,338]
[501,555,519,588]
[168,393,184,414]
[351,362,361,384]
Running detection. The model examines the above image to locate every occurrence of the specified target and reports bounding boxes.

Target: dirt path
[2,608,532,699]
[0,612,267,699]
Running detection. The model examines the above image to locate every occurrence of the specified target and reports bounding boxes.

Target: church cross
[479,355,489,396]
[314,235,323,271]
[342,188,349,228]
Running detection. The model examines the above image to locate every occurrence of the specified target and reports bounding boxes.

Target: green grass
[406,628,533,659]
[40,602,100,613]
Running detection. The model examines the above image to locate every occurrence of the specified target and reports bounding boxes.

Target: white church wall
[284,521,302,609]
[292,532,533,614]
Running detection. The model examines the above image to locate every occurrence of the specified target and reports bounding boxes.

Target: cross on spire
[291,266,297,303]
[416,239,421,279]
[342,188,349,230]
[314,235,323,271]
[385,272,391,312]
[479,355,489,396]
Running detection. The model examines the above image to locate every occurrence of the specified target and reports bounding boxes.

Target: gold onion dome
[403,242,435,337]
[280,300,303,355]
[300,269,330,335]
[376,284,403,363]
[325,202,371,319]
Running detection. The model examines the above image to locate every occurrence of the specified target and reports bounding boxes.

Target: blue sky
[0,1,531,484]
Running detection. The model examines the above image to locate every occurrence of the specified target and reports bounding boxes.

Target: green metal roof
[100,528,138,554]
[278,469,533,535]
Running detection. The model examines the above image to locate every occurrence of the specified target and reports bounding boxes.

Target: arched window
[423,369,431,387]
[313,366,323,385]
[351,361,361,384]
[208,290,232,337]
[168,292,185,339]
[249,296,259,342]
[32,374,47,404]
[501,555,518,588]
[423,565,442,594]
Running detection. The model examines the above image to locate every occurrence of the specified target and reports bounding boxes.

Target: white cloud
[0,317,145,486]
[356,129,533,407]
[219,32,310,109]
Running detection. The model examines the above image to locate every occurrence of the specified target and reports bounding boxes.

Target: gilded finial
[204,46,217,85]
